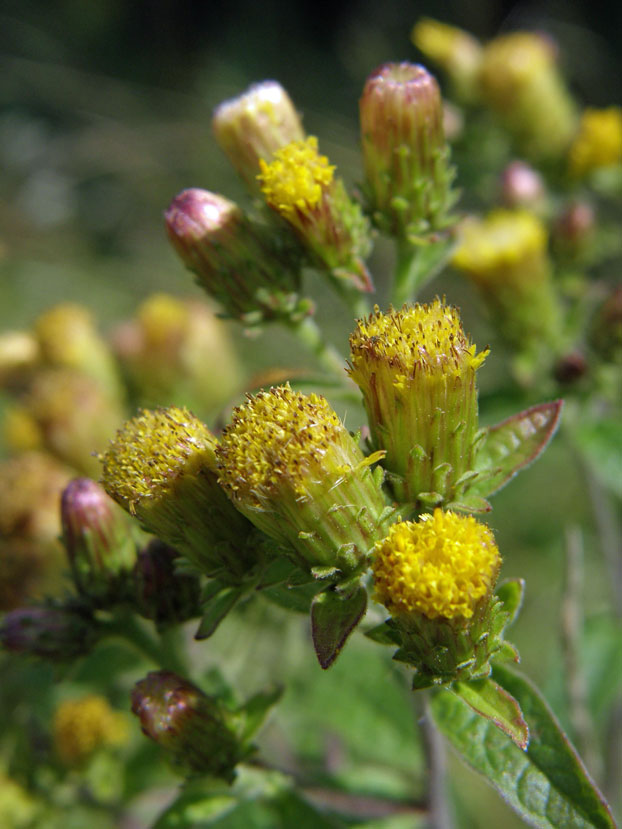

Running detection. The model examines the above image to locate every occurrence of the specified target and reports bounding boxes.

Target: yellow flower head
[349,299,487,390]
[568,107,622,178]
[136,293,189,349]
[100,406,254,577]
[452,210,548,284]
[373,509,500,620]
[53,695,127,767]
[411,19,482,99]
[218,384,346,507]
[100,406,217,516]
[217,384,389,572]
[478,32,577,159]
[258,136,335,216]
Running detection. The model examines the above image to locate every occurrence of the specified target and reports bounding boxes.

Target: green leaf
[431,665,615,828]
[311,585,367,669]
[364,620,401,646]
[453,678,529,749]
[469,400,563,498]
[195,585,246,640]
[235,685,283,743]
[495,579,525,627]
[153,774,347,828]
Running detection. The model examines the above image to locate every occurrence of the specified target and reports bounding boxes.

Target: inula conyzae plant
[1,17,620,829]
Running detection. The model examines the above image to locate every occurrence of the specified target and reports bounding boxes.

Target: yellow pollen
[349,298,487,383]
[100,407,218,513]
[452,209,547,278]
[217,384,343,506]
[373,509,500,620]
[568,107,622,178]
[53,695,128,766]
[258,136,335,216]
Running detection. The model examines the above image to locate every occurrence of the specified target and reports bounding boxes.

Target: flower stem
[286,316,347,380]
[393,237,453,308]
[99,612,188,676]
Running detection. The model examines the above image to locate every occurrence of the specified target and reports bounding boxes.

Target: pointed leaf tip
[469,400,563,499]
[311,585,367,669]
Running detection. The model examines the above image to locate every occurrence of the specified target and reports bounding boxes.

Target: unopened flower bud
[165,188,307,323]
[24,368,125,478]
[53,695,128,767]
[100,407,256,579]
[134,540,201,628]
[478,32,577,160]
[589,286,622,363]
[34,304,123,402]
[0,604,98,661]
[213,81,305,194]
[0,331,39,389]
[411,19,483,102]
[500,161,546,210]
[568,107,622,178]
[0,451,73,607]
[373,510,504,684]
[348,300,487,509]
[452,210,564,368]
[217,384,391,578]
[61,477,138,605]
[359,63,457,241]
[258,137,373,292]
[112,294,242,412]
[552,201,596,262]
[131,671,241,780]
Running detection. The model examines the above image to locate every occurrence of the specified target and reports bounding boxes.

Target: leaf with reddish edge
[468,400,563,499]
[431,664,616,829]
[311,584,367,669]
[453,678,529,749]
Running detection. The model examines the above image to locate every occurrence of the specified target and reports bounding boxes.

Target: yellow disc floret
[452,210,547,281]
[373,509,500,620]
[53,695,127,766]
[258,136,335,216]
[349,299,487,386]
[100,407,218,515]
[218,384,345,507]
[568,107,622,178]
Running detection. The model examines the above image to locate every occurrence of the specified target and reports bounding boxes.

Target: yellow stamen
[54,695,127,766]
[349,299,487,389]
[258,136,335,216]
[218,384,345,506]
[373,509,500,620]
[568,107,622,177]
[100,407,217,515]
[452,210,547,281]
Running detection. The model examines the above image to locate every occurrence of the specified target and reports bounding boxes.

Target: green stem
[99,613,188,676]
[287,316,347,381]
[392,237,453,308]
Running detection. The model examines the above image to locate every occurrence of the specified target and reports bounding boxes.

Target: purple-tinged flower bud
[552,201,596,262]
[359,62,457,241]
[61,477,138,605]
[131,671,241,780]
[213,81,305,194]
[134,540,201,628]
[500,161,546,210]
[0,605,97,661]
[165,188,309,323]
